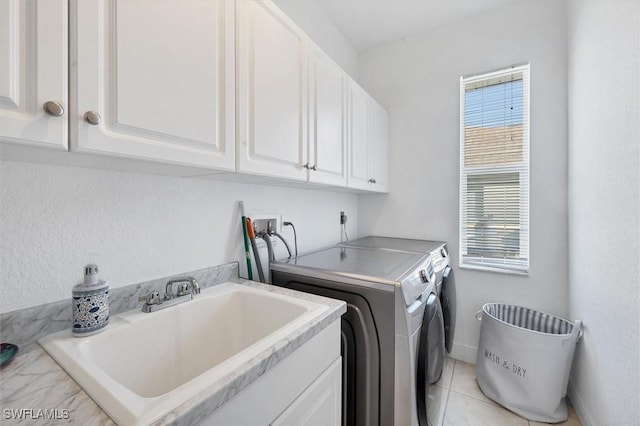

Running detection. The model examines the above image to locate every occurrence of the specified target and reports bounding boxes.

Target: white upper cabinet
[347,79,389,193]
[236,0,308,181]
[347,81,371,190]
[0,0,68,150]
[2,0,388,192]
[307,46,348,186]
[72,0,235,170]
[369,100,389,192]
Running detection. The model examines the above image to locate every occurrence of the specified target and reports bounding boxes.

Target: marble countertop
[0,280,346,425]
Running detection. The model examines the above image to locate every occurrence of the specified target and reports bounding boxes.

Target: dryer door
[416,292,445,426]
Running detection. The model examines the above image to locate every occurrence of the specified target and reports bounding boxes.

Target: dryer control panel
[429,243,451,292]
[400,256,436,307]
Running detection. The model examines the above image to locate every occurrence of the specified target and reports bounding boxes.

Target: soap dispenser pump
[72,264,109,337]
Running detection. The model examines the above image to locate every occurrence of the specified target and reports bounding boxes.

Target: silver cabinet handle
[43,101,64,117]
[368,178,377,184]
[311,165,317,171]
[84,111,101,125]
[303,163,310,169]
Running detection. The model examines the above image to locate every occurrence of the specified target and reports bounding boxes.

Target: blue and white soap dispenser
[72,264,109,337]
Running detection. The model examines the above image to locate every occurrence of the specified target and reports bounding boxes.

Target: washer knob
[419,269,429,283]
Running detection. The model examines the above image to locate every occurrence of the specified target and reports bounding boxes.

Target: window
[459,64,529,274]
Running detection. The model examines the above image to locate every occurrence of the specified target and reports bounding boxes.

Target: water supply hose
[259,232,276,262]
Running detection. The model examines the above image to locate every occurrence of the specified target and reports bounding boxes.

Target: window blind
[459,64,530,274]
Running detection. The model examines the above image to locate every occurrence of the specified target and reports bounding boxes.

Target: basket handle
[475,310,483,321]
[563,320,583,344]
[573,320,583,343]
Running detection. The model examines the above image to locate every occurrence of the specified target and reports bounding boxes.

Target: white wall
[567,1,640,424]
[0,1,360,314]
[0,162,358,313]
[357,0,569,362]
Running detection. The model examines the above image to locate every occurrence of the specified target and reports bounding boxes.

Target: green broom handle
[240,202,253,280]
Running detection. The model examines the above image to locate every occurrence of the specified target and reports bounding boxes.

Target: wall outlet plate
[248,215,278,235]
[340,211,347,225]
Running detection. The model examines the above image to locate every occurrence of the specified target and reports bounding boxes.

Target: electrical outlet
[340,211,347,225]
[280,215,290,233]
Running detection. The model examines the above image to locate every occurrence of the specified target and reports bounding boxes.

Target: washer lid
[272,246,425,286]
[344,236,450,278]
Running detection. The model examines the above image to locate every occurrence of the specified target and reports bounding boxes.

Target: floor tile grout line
[443,360,578,426]
[448,360,499,408]
[446,360,524,425]
[453,360,519,410]
[449,387,500,407]
[441,359,456,426]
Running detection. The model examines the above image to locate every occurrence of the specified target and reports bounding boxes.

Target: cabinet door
[347,80,371,190]
[369,100,389,193]
[236,0,307,181]
[0,0,67,149]
[308,46,347,186]
[271,358,342,426]
[73,0,234,170]
[347,79,390,193]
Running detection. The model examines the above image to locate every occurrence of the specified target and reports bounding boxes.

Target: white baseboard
[568,377,596,426]
[449,343,478,364]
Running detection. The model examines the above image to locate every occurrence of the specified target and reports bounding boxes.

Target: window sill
[459,263,529,276]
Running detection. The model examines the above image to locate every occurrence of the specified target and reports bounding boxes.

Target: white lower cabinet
[272,359,341,426]
[202,321,341,426]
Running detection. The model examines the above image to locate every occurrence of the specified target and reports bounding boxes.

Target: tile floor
[427,358,582,426]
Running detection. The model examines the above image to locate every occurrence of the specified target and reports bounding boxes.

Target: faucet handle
[165,276,200,299]
[190,278,201,295]
[177,279,200,296]
[176,282,191,297]
[138,290,161,305]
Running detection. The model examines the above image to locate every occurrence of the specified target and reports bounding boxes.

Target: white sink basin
[39,282,328,425]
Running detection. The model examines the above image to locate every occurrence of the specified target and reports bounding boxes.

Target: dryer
[344,236,456,355]
[271,245,442,426]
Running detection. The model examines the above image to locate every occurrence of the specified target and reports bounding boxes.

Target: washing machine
[343,236,456,355]
[270,245,443,426]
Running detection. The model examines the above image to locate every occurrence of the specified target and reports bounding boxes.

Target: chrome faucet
[138,276,200,313]
[165,276,200,299]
